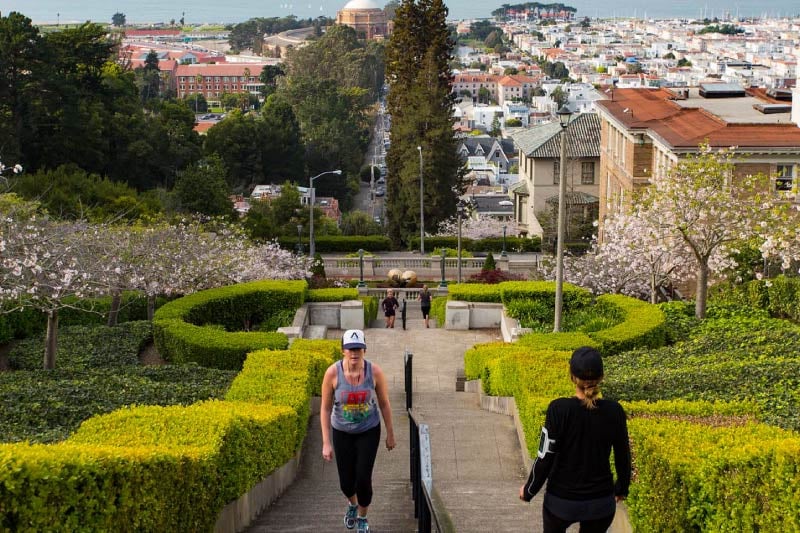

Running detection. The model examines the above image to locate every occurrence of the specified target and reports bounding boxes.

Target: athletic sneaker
[356,516,370,533]
[344,504,358,529]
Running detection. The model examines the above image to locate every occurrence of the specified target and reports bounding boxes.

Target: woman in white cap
[321,329,396,533]
[519,346,631,533]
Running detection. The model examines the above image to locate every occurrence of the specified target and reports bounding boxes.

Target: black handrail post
[404,351,413,411]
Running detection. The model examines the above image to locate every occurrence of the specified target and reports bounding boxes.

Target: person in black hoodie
[519,346,631,533]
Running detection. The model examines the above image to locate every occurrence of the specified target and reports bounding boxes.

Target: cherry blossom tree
[639,144,797,318]
[1,196,102,368]
[237,240,313,282]
[435,213,518,240]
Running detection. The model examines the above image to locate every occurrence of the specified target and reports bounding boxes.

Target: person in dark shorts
[381,289,399,328]
[519,346,631,533]
[321,329,396,533]
[418,284,432,328]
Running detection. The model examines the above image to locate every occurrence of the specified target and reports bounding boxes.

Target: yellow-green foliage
[289,339,340,394]
[430,296,447,328]
[588,294,666,354]
[1,401,298,531]
[0,280,334,531]
[627,418,800,531]
[361,296,378,324]
[517,331,599,351]
[307,288,359,302]
[153,280,305,369]
[499,281,591,309]
[447,283,502,302]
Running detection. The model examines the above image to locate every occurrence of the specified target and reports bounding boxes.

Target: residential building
[594,85,800,231]
[509,113,601,238]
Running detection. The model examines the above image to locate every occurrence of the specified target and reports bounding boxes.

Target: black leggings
[543,505,615,533]
[332,424,381,508]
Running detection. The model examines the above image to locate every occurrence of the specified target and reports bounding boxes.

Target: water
[2,0,797,25]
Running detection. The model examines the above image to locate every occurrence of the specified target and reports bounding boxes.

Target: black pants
[332,424,381,508]
[421,306,431,319]
[543,505,615,533]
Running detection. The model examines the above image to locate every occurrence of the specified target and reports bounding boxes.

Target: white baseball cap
[342,329,367,350]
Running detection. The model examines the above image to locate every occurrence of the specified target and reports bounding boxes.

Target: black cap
[570,346,604,380]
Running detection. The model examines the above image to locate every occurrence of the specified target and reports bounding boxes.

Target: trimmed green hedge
[361,296,378,325]
[277,235,392,252]
[430,296,447,328]
[0,298,338,531]
[153,280,305,369]
[409,235,541,253]
[713,275,800,323]
[306,288,359,302]
[587,294,666,355]
[627,418,800,531]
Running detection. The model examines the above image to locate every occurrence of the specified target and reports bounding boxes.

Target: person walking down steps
[321,329,396,533]
[381,289,399,328]
[418,284,432,328]
[520,346,631,533]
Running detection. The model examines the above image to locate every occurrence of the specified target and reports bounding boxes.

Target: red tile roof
[596,88,800,150]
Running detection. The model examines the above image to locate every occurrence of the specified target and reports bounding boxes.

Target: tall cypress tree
[385,0,463,248]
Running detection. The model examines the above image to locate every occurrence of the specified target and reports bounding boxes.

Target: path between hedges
[245,308,560,532]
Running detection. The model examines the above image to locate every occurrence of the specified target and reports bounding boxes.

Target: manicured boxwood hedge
[306,288,359,302]
[0,300,340,531]
[153,280,306,370]
[713,275,800,323]
[409,235,541,253]
[277,235,392,252]
[464,288,800,529]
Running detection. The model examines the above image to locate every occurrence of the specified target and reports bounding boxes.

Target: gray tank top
[331,359,380,433]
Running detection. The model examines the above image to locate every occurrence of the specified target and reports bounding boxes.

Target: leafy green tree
[259,64,285,98]
[490,114,502,137]
[677,58,692,67]
[203,110,261,190]
[172,155,234,217]
[112,12,126,26]
[258,94,305,184]
[137,49,162,103]
[663,52,676,60]
[550,86,567,107]
[8,164,162,222]
[385,0,464,247]
[0,12,44,166]
[340,211,383,235]
[505,117,522,127]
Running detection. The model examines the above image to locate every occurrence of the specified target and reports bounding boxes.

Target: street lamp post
[553,105,573,332]
[417,145,424,254]
[296,224,303,255]
[501,224,508,257]
[457,201,465,284]
[357,248,366,288]
[309,169,342,258]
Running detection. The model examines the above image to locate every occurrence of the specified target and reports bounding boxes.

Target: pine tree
[385,0,463,248]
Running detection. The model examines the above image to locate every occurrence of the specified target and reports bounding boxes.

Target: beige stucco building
[336,0,389,40]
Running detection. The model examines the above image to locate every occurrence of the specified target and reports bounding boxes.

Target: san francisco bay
[3,0,798,26]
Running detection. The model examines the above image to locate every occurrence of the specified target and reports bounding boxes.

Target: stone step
[303,325,328,339]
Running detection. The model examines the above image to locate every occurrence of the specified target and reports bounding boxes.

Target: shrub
[466,269,524,284]
[482,252,496,271]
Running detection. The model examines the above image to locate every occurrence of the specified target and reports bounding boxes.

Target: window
[581,162,595,184]
[553,161,560,184]
[776,164,795,191]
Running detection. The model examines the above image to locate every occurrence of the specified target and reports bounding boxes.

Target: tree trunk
[695,261,709,319]
[44,310,58,370]
[147,294,156,321]
[107,290,121,326]
[650,273,657,304]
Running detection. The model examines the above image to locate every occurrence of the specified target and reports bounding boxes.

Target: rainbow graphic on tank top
[340,390,371,423]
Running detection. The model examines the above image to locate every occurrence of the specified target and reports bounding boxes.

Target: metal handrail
[404,351,455,533]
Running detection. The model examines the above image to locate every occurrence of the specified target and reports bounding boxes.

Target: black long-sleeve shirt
[522,397,631,502]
